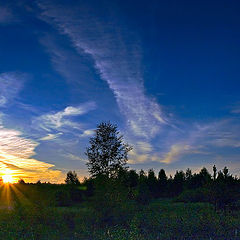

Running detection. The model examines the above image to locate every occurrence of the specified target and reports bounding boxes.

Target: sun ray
[2,174,13,183]
[0,168,17,184]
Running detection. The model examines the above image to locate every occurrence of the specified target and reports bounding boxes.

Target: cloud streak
[0,125,62,182]
[160,144,191,164]
[204,119,240,149]
[0,72,26,107]
[40,133,63,141]
[38,1,166,139]
[33,102,96,132]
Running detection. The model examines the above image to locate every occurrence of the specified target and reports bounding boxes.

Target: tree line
[63,122,240,214]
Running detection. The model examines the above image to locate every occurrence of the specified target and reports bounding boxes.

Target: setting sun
[2,174,14,184]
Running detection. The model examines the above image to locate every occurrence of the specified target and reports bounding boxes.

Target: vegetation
[0,122,240,239]
[86,122,132,177]
[65,171,80,185]
[0,180,240,239]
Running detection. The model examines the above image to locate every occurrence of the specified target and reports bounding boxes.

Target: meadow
[0,197,240,240]
[0,172,239,240]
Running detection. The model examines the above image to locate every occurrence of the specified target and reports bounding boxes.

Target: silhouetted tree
[217,170,224,181]
[223,166,229,179]
[127,170,139,199]
[139,169,147,182]
[185,168,192,181]
[173,170,185,195]
[157,169,168,197]
[117,167,129,185]
[18,179,25,184]
[137,181,151,205]
[210,167,240,212]
[213,165,217,181]
[147,169,158,197]
[158,169,167,182]
[86,122,132,178]
[174,170,185,182]
[199,167,212,186]
[65,171,80,185]
[128,170,139,188]
[185,168,193,189]
[116,168,138,199]
[148,169,156,182]
[90,174,129,224]
[82,177,94,197]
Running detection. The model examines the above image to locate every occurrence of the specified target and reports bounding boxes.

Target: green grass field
[0,198,240,240]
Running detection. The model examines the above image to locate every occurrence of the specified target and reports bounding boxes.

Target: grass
[0,199,239,239]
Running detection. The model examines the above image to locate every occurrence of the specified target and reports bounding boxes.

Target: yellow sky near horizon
[0,126,64,183]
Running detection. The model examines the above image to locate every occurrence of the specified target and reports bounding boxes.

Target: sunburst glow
[2,174,14,183]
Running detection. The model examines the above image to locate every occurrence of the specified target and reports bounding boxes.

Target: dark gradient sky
[0,0,240,182]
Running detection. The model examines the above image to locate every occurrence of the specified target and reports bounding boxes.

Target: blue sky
[0,0,240,182]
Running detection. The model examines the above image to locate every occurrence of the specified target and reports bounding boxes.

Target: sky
[0,0,240,182]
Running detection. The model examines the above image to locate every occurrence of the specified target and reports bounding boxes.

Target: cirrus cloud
[0,125,62,182]
[0,72,26,107]
[33,102,96,132]
[38,0,167,139]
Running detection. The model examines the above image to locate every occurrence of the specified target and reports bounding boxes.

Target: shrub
[54,190,72,207]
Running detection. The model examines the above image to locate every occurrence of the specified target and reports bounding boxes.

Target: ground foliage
[0,165,240,239]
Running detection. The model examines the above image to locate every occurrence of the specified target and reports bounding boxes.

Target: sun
[2,174,14,184]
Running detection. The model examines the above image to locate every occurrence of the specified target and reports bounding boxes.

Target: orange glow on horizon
[0,169,17,184]
[2,174,14,184]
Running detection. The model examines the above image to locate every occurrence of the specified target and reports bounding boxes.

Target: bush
[176,188,209,203]
[54,190,72,207]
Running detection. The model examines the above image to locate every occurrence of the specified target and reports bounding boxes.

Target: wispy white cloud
[158,119,240,164]
[129,142,198,164]
[160,144,191,164]
[128,148,149,164]
[128,121,211,165]
[16,102,40,114]
[79,129,94,138]
[38,1,166,139]
[40,133,63,141]
[204,119,240,148]
[128,141,154,164]
[33,102,96,132]
[63,153,83,161]
[0,127,37,159]
[0,125,62,182]
[136,141,153,153]
[0,72,26,107]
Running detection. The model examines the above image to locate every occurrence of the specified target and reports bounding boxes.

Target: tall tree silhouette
[86,122,132,177]
[65,171,80,185]
[157,169,168,197]
[223,166,229,179]
[147,169,158,197]
[213,165,217,181]
[173,170,185,195]
[158,169,167,182]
